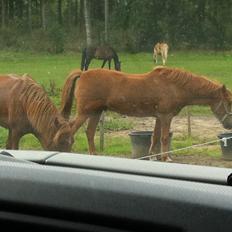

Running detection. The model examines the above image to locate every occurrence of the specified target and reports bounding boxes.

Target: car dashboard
[0,150,232,231]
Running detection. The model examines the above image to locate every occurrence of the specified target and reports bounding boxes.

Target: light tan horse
[0,74,74,151]
[153,42,169,65]
[61,67,232,161]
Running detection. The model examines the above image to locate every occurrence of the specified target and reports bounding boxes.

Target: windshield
[0,0,232,168]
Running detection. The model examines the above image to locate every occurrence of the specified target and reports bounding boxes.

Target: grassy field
[0,50,231,156]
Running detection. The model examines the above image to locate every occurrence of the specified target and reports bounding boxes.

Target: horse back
[0,74,23,95]
[94,46,114,59]
[0,75,25,127]
[154,42,168,54]
[75,69,160,116]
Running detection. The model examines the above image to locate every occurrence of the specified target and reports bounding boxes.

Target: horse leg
[162,56,165,65]
[10,128,22,149]
[160,115,173,162]
[85,58,91,70]
[149,118,161,159]
[6,129,12,149]
[86,113,102,155]
[108,59,111,69]
[153,52,158,64]
[71,114,89,135]
[101,60,107,68]
[161,52,166,65]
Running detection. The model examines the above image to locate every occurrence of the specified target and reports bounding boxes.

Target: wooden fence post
[186,107,191,137]
[99,112,105,151]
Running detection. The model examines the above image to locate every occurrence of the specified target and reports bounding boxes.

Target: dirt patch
[111,115,227,140]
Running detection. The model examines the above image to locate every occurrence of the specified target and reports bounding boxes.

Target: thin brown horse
[60,67,232,161]
[0,74,74,152]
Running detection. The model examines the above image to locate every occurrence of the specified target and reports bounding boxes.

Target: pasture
[0,50,232,165]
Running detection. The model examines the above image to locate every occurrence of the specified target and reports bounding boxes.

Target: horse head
[115,61,121,71]
[50,117,74,152]
[211,85,232,129]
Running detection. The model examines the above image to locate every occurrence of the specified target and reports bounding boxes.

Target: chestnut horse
[60,67,232,161]
[81,45,121,71]
[153,42,169,65]
[0,74,74,152]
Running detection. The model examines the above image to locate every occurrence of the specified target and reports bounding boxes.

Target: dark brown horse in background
[60,67,232,161]
[0,74,74,151]
[81,45,121,71]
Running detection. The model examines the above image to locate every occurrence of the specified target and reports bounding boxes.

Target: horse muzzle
[222,115,232,129]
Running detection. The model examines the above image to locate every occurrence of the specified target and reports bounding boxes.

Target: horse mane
[18,77,65,138]
[151,67,222,96]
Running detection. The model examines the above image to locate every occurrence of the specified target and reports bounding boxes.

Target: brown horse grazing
[153,42,169,65]
[60,67,232,161]
[0,74,74,152]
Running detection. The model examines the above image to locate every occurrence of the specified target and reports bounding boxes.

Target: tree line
[0,0,231,53]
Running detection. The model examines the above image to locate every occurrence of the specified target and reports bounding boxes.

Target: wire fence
[137,136,232,160]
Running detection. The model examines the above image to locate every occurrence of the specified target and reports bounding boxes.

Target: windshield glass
[0,0,232,168]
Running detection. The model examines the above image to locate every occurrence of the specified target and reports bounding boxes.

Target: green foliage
[48,24,65,54]
[0,0,232,52]
[0,27,21,49]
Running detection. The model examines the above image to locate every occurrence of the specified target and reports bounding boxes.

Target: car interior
[0,150,232,231]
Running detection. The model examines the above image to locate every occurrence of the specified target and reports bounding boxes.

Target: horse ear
[222,84,227,93]
[54,116,61,128]
[221,84,232,101]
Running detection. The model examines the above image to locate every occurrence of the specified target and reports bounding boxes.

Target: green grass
[0,50,231,155]
[103,112,134,131]
[171,135,221,157]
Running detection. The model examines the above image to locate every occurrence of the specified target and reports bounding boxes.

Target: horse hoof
[149,154,161,161]
[165,157,173,162]
[149,156,158,161]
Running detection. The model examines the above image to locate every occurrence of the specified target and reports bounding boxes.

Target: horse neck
[175,73,221,106]
[112,50,119,63]
[33,112,62,148]
[112,52,120,70]
[24,94,61,147]
[188,95,220,106]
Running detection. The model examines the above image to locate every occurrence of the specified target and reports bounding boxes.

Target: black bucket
[218,132,232,160]
[129,131,172,159]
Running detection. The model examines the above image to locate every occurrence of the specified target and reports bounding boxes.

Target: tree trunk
[74,0,78,26]
[41,0,46,30]
[57,0,62,25]
[1,0,5,28]
[8,0,13,21]
[78,0,84,33]
[28,0,32,32]
[67,0,72,28]
[104,0,109,42]
[16,0,23,20]
[83,0,92,46]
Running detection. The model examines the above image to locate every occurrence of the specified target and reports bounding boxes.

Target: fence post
[99,112,105,151]
[186,107,191,137]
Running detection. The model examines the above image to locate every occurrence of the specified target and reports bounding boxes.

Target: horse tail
[60,69,82,119]
[81,48,86,71]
